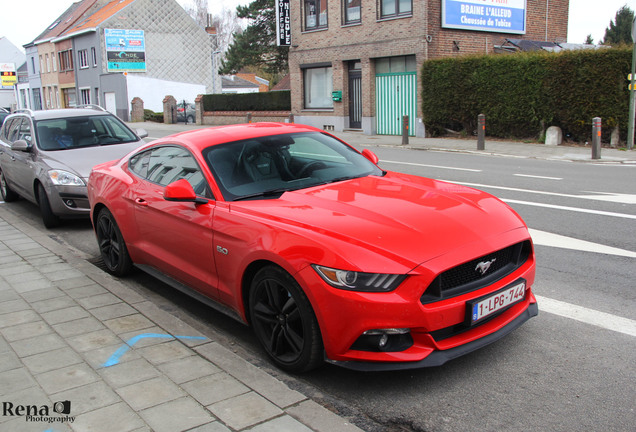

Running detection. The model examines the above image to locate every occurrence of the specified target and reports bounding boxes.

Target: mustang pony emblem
[475,258,497,275]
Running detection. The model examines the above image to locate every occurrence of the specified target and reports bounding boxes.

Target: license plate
[470,280,526,324]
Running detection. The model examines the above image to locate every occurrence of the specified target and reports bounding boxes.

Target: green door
[376,72,417,136]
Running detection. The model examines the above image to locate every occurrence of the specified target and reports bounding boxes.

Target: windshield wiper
[233,187,293,201]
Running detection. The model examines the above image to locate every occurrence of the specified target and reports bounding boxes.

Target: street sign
[276,0,291,46]
[0,63,17,86]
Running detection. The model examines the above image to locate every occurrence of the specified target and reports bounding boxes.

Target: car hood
[40,141,144,179]
[231,172,529,270]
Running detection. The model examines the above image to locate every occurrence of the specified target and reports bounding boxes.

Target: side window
[141,146,211,197]
[1,118,17,142]
[7,118,24,143]
[129,149,151,178]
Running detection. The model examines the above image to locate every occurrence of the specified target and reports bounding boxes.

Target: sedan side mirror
[164,179,208,204]
[11,139,31,152]
[136,128,148,139]
[361,149,379,164]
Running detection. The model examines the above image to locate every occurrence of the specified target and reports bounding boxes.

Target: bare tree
[183,0,209,28]
[210,8,244,54]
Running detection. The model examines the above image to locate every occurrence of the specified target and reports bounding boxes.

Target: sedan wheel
[96,208,133,276]
[0,169,19,202]
[249,266,323,373]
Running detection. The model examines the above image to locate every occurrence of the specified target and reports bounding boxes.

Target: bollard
[246,112,252,123]
[592,117,601,160]
[402,116,409,145]
[477,114,486,150]
[288,113,294,124]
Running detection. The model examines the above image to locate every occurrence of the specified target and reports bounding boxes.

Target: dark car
[0,107,147,228]
[176,102,195,124]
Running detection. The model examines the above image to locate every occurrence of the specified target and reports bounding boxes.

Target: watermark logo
[2,400,75,423]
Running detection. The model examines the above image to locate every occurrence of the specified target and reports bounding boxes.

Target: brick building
[289,0,569,136]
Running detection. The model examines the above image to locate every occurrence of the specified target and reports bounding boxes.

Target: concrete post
[194,94,203,125]
[402,116,409,145]
[477,114,486,150]
[130,97,144,122]
[163,95,177,124]
[592,117,602,160]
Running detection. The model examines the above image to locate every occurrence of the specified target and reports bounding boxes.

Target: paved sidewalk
[0,206,363,432]
[128,121,636,164]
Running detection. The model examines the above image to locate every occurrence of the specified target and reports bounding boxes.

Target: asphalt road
[3,131,635,431]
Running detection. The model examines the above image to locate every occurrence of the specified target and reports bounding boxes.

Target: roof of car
[151,122,326,151]
[8,108,113,121]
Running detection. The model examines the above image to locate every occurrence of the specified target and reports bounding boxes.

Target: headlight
[312,265,405,292]
[49,170,85,186]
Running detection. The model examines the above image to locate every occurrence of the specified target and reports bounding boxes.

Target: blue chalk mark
[102,333,207,367]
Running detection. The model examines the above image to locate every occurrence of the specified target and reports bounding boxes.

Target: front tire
[95,208,133,276]
[0,169,19,202]
[249,266,323,373]
[37,184,60,228]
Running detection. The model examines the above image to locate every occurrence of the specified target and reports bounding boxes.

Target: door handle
[134,198,149,206]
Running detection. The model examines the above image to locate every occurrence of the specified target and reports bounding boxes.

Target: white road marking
[382,160,482,172]
[579,192,636,204]
[503,199,636,220]
[443,180,636,205]
[535,295,636,337]
[529,229,636,258]
[514,174,563,180]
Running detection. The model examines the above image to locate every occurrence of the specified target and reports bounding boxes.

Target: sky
[0,0,632,51]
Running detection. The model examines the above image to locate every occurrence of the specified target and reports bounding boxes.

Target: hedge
[421,46,632,143]
[202,90,291,112]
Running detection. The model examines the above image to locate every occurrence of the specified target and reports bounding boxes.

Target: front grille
[421,240,531,304]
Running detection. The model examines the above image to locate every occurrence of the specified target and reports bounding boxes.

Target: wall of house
[100,0,214,93]
[74,33,102,106]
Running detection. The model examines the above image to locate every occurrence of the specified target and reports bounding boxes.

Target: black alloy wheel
[96,208,133,276]
[249,266,323,373]
[37,184,60,228]
[0,169,18,202]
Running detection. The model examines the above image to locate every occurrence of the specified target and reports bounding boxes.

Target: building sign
[0,63,17,87]
[104,29,147,72]
[276,0,291,46]
[442,0,526,35]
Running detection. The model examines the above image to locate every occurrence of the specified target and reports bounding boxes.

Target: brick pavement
[0,206,363,432]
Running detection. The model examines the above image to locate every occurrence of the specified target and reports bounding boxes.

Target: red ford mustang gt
[88,123,537,372]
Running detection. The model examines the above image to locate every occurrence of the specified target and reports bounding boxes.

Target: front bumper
[46,184,90,218]
[326,302,538,371]
[295,234,537,368]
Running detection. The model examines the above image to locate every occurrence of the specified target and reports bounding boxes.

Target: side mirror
[136,128,148,139]
[361,149,379,164]
[11,139,31,152]
[164,179,208,204]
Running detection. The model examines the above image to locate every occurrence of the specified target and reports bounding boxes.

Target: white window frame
[80,88,91,105]
[78,49,89,69]
[91,47,97,67]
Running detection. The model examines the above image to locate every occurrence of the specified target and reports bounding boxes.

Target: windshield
[35,115,138,151]
[203,132,383,201]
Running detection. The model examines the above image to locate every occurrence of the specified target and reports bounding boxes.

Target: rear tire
[249,266,324,373]
[95,208,133,276]
[0,169,19,202]
[37,184,60,228]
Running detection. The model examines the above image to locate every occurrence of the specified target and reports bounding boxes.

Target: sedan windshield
[35,115,138,151]
[203,132,383,201]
